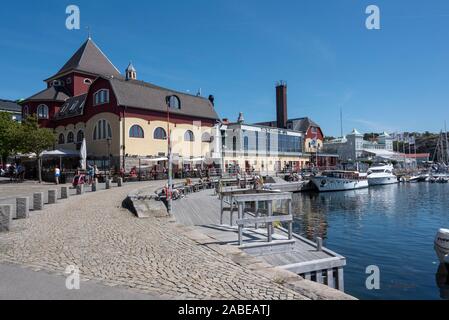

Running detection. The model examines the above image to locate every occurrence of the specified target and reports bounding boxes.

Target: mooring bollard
[48,190,58,204]
[16,197,30,219]
[91,182,97,192]
[61,186,69,199]
[317,237,323,252]
[33,192,44,211]
[117,178,123,187]
[0,205,13,232]
[76,184,84,195]
[105,179,111,190]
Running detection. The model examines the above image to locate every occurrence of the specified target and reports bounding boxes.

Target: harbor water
[291,183,449,300]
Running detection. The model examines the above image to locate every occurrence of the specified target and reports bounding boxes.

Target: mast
[444,121,449,165]
[340,107,344,138]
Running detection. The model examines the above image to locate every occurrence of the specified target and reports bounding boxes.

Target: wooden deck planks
[171,189,346,281]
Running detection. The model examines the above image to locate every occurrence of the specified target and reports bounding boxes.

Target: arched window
[93,120,112,141]
[233,136,237,158]
[67,132,75,143]
[167,95,181,109]
[77,130,84,143]
[201,132,212,143]
[58,133,65,145]
[129,125,144,138]
[94,89,110,106]
[23,105,29,117]
[37,104,49,119]
[84,79,92,85]
[184,130,195,142]
[154,127,167,140]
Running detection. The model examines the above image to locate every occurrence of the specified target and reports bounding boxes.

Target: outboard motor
[435,229,449,265]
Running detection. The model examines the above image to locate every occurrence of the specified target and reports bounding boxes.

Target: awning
[40,149,81,158]
[183,157,205,163]
[140,157,168,163]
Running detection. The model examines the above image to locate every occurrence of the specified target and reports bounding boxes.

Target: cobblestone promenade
[0,181,308,300]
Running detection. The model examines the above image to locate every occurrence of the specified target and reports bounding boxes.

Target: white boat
[310,171,369,192]
[435,229,449,265]
[367,164,398,186]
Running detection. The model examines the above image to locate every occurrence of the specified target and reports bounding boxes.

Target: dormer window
[52,80,63,87]
[37,104,49,119]
[94,89,110,106]
[167,95,181,109]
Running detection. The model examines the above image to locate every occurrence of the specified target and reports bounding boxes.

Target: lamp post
[166,96,173,215]
[107,137,112,177]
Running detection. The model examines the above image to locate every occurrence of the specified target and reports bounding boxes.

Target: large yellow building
[21,38,221,172]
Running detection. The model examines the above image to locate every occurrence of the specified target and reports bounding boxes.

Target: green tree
[18,116,56,183]
[0,112,20,165]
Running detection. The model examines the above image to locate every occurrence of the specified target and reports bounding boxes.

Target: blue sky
[1,0,449,136]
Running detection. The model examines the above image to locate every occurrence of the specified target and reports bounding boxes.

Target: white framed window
[37,104,49,119]
[94,89,110,106]
[52,80,63,87]
[84,78,93,85]
[93,119,112,141]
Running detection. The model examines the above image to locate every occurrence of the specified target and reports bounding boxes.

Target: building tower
[126,62,137,80]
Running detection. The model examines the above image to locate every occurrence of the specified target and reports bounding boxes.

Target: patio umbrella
[80,139,87,170]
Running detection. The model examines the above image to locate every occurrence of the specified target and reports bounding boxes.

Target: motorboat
[367,164,398,186]
[435,229,449,265]
[310,170,369,192]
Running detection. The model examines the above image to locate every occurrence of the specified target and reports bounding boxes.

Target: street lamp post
[166,96,173,215]
[107,137,112,178]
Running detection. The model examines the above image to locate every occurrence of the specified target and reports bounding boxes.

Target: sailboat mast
[444,121,449,165]
[340,107,344,138]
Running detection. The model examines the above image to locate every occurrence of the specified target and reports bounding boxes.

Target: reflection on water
[436,264,449,300]
[290,184,449,300]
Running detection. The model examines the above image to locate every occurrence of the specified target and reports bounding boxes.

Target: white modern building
[324,129,398,162]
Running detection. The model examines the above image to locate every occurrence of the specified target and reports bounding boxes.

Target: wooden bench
[233,192,294,246]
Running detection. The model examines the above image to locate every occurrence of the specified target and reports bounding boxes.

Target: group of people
[55,164,100,186]
[1,163,26,183]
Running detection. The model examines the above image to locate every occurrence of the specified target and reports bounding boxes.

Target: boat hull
[368,176,398,186]
[310,176,369,192]
[435,229,449,265]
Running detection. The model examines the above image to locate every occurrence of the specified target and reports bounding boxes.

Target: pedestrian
[55,166,61,185]
[87,165,95,184]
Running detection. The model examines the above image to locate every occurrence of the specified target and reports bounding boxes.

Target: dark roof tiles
[107,77,219,121]
[0,99,22,113]
[23,86,71,102]
[47,39,121,80]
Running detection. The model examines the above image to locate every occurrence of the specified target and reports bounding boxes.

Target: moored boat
[310,170,369,192]
[367,164,398,186]
[435,229,449,265]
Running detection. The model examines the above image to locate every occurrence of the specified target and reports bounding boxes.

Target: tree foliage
[0,112,20,163]
[0,114,56,182]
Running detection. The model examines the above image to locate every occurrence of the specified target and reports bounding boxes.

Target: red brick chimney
[276,81,288,129]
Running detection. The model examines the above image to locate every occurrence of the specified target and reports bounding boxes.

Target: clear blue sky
[1,0,449,136]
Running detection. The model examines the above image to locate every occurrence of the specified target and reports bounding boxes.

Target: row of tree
[0,112,56,182]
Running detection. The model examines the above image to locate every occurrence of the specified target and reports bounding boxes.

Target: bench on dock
[233,192,294,246]
[219,188,276,226]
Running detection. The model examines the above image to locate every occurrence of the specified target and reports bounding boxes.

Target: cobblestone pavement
[0,182,307,300]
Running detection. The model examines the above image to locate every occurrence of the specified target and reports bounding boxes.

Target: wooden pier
[172,188,347,291]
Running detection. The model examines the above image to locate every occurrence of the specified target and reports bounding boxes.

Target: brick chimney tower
[276,81,288,129]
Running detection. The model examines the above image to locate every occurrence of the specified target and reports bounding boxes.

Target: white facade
[324,129,394,162]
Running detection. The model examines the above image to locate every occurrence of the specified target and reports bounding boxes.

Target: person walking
[55,166,61,185]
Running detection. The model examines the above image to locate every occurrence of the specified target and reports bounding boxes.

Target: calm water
[291,183,449,300]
